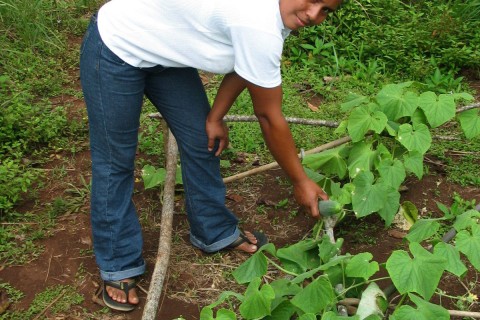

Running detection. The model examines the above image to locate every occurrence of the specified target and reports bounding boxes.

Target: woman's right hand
[206,118,229,156]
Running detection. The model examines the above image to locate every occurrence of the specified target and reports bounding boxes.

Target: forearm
[208,72,247,121]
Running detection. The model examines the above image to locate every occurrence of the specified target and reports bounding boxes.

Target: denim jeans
[80,15,240,281]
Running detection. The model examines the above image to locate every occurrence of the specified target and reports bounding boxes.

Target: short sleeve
[230,26,284,88]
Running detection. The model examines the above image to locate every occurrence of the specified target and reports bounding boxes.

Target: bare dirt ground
[1,62,479,319]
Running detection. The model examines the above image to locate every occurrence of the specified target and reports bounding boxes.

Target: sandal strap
[227,231,250,249]
[104,279,136,296]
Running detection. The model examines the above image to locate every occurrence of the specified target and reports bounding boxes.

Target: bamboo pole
[141,129,178,320]
[223,136,352,184]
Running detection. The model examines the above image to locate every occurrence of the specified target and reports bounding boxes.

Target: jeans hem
[190,227,240,253]
[100,261,146,281]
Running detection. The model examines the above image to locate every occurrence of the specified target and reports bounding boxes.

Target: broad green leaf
[341,93,369,111]
[291,276,336,314]
[386,242,447,299]
[347,107,388,142]
[390,294,449,320]
[418,92,456,128]
[411,108,428,127]
[322,311,361,319]
[298,314,317,320]
[318,235,343,263]
[433,242,467,277]
[458,108,480,139]
[403,151,424,179]
[397,123,432,155]
[376,83,418,120]
[304,167,327,184]
[455,224,480,271]
[345,252,379,280]
[269,279,302,311]
[352,172,387,217]
[347,141,376,178]
[453,209,480,231]
[356,282,387,319]
[377,187,400,226]
[377,159,406,189]
[142,165,166,189]
[265,300,297,320]
[385,120,400,136]
[302,146,348,179]
[334,119,348,134]
[239,278,275,319]
[405,219,440,243]
[277,239,321,273]
[233,252,268,284]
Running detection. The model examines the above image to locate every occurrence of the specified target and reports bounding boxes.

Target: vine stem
[265,256,299,277]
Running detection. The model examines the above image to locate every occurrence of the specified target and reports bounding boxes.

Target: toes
[236,241,257,253]
[243,231,258,244]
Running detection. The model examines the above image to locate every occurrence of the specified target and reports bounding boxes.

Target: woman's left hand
[206,118,229,156]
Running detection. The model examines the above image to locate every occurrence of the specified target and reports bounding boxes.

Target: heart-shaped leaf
[386,242,447,299]
[418,92,456,128]
[458,108,480,139]
[397,123,432,155]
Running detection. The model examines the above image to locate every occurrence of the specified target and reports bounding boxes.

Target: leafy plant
[200,203,480,319]
[302,81,478,225]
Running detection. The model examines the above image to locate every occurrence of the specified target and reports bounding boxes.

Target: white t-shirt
[97,0,290,88]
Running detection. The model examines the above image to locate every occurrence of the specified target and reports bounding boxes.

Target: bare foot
[233,231,258,253]
[106,280,139,305]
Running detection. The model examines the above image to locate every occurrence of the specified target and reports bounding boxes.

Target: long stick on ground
[223,136,352,184]
[142,130,178,320]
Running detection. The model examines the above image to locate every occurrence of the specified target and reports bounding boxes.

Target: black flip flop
[102,279,137,312]
[226,230,268,251]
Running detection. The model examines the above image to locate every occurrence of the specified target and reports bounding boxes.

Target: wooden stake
[223,136,352,184]
[141,130,178,320]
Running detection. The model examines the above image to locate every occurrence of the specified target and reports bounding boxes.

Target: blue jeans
[80,15,240,281]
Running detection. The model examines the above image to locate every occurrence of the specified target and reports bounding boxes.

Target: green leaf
[397,123,432,155]
[433,242,467,277]
[298,314,317,320]
[376,82,418,120]
[347,141,376,178]
[303,146,349,179]
[458,108,480,139]
[411,108,428,127]
[318,235,343,263]
[405,219,440,243]
[345,252,379,280]
[418,92,456,128]
[233,252,268,284]
[239,278,275,319]
[341,93,369,112]
[304,167,327,184]
[403,151,424,179]
[276,239,321,273]
[377,159,406,189]
[352,172,387,217]
[453,209,480,231]
[347,107,388,142]
[390,294,449,320]
[264,300,297,320]
[322,311,361,319]
[377,187,400,226]
[291,276,336,314]
[455,223,480,271]
[142,165,166,189]
[386,242,447,299]
[356,282,387,319]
